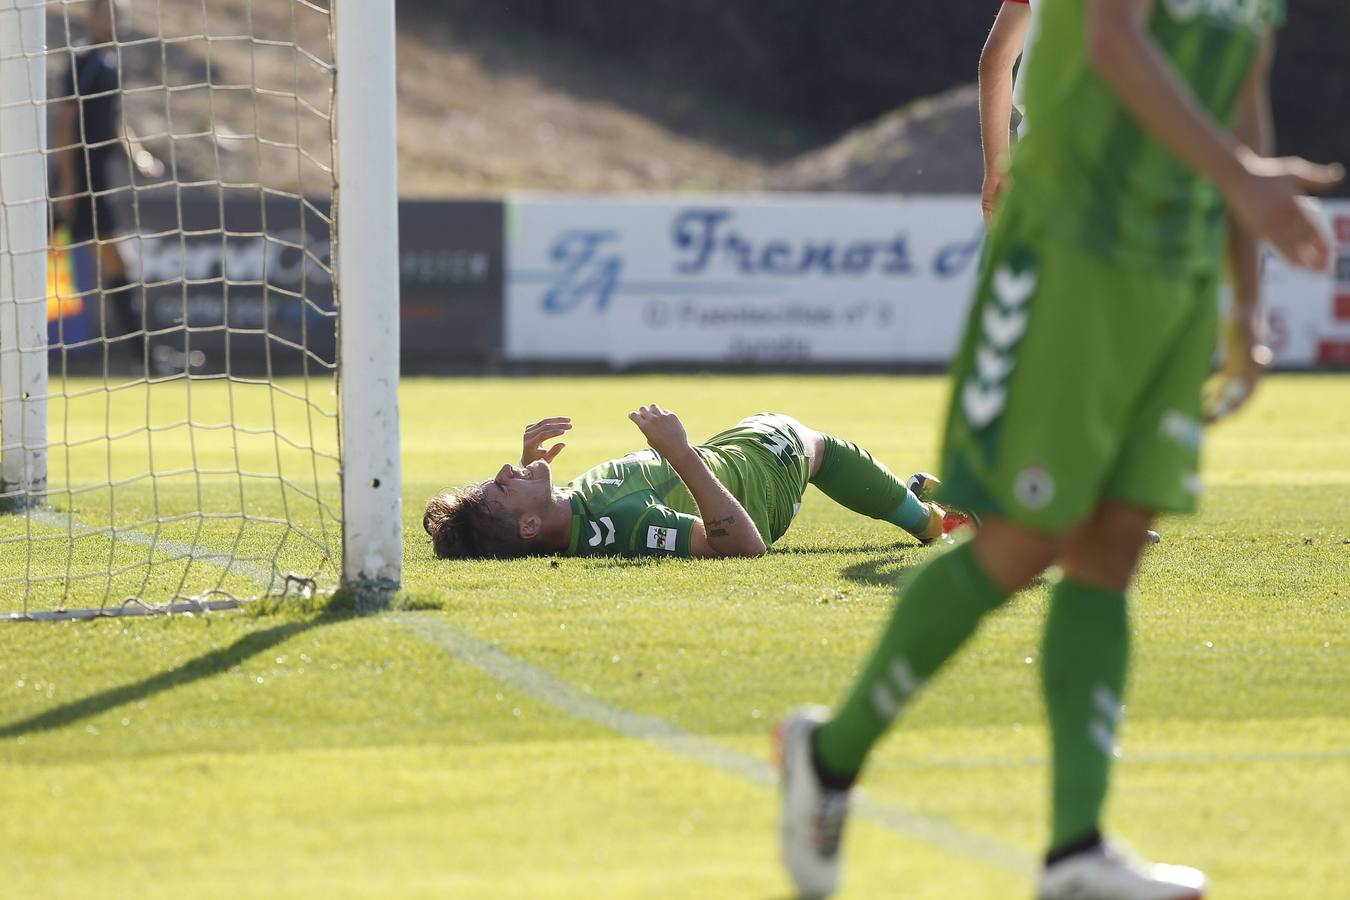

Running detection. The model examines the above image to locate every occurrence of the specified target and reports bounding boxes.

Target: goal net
[0,0,401,619]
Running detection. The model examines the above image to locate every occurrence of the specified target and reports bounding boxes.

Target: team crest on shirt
[646,525,676,552]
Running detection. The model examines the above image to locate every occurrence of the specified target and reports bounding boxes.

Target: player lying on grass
[423,407,971,559]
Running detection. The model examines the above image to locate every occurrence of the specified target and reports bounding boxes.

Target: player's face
[484,459,553,518]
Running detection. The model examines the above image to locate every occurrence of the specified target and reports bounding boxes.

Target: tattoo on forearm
[706,515,734,538]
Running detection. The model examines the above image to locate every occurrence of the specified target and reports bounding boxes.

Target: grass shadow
[840,554,915,588]
[773,540,917,558]
[0,605,349,742]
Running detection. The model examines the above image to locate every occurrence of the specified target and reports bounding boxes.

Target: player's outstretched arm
[1086,0,1342,271]
[1209,37,1276,421]
[628,405,767,558]
[520,417,571,466]
[978,0,1031,227]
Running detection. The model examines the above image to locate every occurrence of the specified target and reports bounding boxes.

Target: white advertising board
[1320,199,1350,366]
[505,194,985,366]
[506,193,1350,369]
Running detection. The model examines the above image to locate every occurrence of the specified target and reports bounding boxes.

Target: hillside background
[55,0,1350,198]
[405,0,1349,197]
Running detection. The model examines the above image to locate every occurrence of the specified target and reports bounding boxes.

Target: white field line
[2,510,283,619]
[392,612,1039,878]
[875,748,1350,770]
[27,509,281,587]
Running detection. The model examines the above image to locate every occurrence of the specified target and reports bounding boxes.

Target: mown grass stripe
[393,611,1038,878]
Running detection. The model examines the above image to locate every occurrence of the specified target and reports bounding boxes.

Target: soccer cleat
[775,706,851,899]
[906,471,942,502]
[908,473,979,544]
[1038,841,1207,900]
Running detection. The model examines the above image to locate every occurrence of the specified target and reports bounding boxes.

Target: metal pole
[0,0,49,506]
[334,0,402,599]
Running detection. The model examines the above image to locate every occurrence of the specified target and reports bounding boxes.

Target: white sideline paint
[27,509,280,587]
[2,510,286,618]
[392,612,1038,878]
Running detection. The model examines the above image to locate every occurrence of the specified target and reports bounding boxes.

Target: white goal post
[335,0,401,597]
[0,0,400,618]
[0,0,49,508]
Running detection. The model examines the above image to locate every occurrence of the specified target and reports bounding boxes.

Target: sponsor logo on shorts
[761,432,793,463]
[1159,410,1203,451]
[962,264,1036,430]
[1013,465,1055,510]
[647,525,676,552]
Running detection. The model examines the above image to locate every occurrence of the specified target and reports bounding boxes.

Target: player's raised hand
[520,416,571,466]
[628,404,691,459]
[1227,151,1344,271]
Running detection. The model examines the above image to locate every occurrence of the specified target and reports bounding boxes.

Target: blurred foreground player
[424,408,971,560]
[978,0,1033,226]
[776,1,1342,898]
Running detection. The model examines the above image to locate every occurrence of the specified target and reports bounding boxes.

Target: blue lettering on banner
[670,208,940,278]
[934,227,986,278]
[527,206,984,315]
[540,230,623,313]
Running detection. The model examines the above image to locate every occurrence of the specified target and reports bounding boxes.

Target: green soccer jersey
[564,449,704,558]
[562,414,815,558]
[1012,0,1283,273]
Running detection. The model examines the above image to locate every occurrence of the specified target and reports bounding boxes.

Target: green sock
[810,434,931,536]
[812,541,1008,782]
[1042,579,1129,854]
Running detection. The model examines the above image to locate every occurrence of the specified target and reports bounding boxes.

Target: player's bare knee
[1059,503,1154,588]
[785,418,826,479]
[971,519,1061,593]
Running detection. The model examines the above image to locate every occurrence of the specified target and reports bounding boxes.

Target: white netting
[0,0,342,617]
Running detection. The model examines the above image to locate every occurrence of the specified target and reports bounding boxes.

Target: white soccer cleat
[775,706,851,899]
[1038,841,1207,900]
[906,471,941,501]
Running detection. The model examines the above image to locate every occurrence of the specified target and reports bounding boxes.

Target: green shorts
[697,413,813,546]
[938,199,1218,534]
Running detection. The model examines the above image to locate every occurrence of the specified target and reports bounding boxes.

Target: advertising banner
[114,195,503,374]
[1322,199,1350,366]
[508,193,1350,370]
[122,190,337,374]
[505,194,986,366]
[398,200,504,367]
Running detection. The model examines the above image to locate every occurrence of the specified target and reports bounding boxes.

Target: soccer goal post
[0,0,400,619]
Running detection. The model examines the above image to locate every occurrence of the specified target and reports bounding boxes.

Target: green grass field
[2,374,1348,898]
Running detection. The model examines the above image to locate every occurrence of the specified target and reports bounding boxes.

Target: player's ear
[518,513,542,540]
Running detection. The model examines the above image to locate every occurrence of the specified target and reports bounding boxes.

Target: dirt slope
[59,1,975,198]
